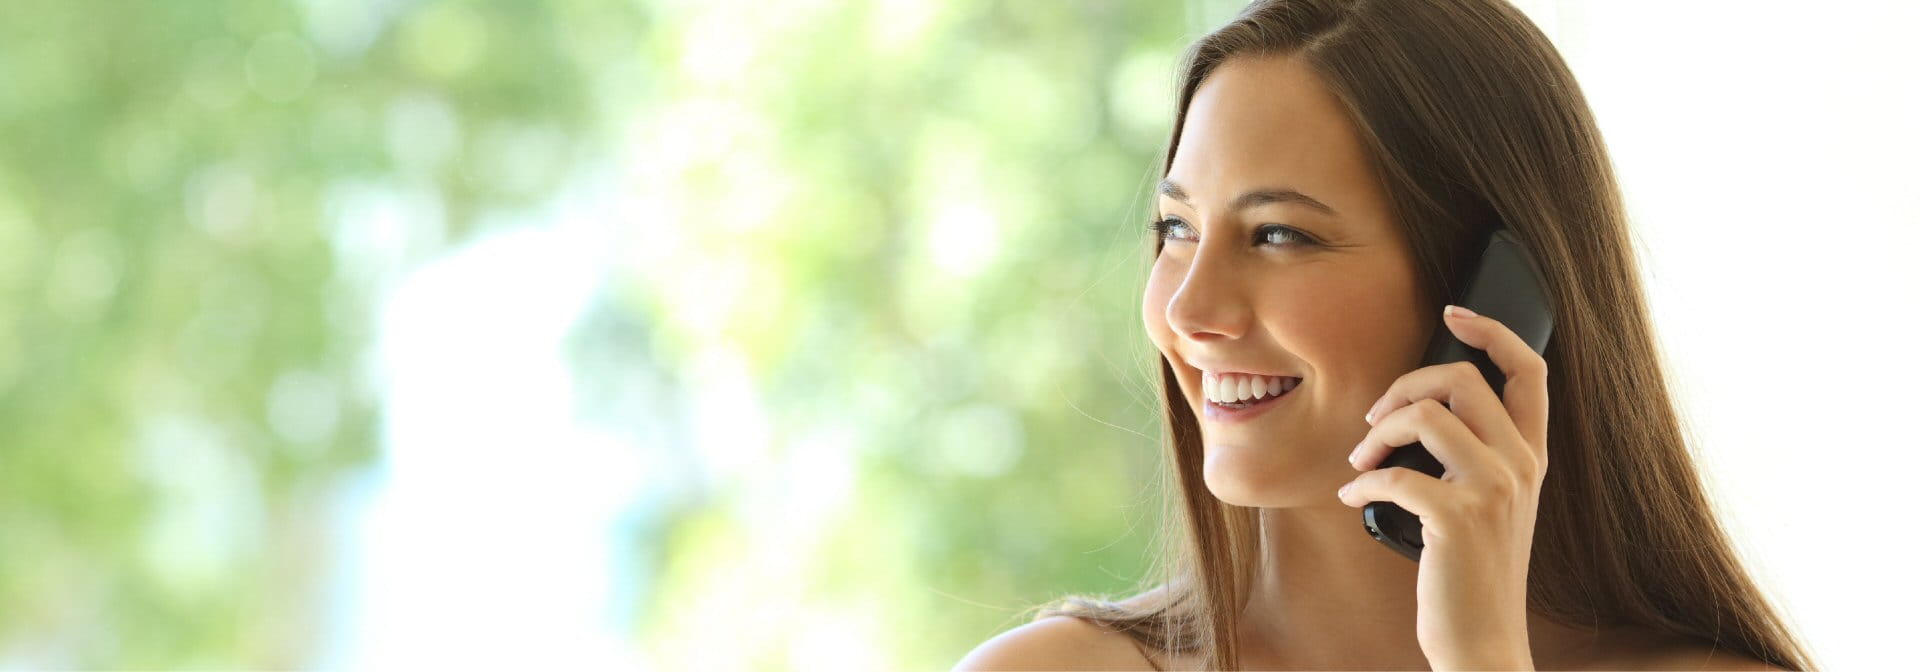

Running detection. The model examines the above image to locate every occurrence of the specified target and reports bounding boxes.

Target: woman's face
[1142,55,1437,507]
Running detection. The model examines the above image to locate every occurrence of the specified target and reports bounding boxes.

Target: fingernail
[1444,304,1478,319]
[1364,409,1374,424]
[1337,482,1352,498]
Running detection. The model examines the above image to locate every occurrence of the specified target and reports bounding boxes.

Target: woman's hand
[1335,304,1550,671]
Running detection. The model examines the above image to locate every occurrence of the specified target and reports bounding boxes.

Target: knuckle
[1509,451,1541,480]
[1477,465,1518,493]
[1448,360,1479,382]
[1378,467,1412,487]
[1513,461,1540,485]
[1414,398,1447,420]
[1480,479,1515,505]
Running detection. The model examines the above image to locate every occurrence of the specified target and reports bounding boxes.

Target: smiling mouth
[1202,372,1301,406]
[1199,373,1302,423]
[1210,382,1299,410]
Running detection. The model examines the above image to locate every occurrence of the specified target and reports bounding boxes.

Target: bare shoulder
[1620,633,1784,671]
[1634,644,1783,671]
[952,615,1157,672]
[1549,627,1783,671]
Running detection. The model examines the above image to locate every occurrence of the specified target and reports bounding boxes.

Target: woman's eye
[1147,217,1197,242]
[1148,217,1317,248]
[1255,224,1314,247]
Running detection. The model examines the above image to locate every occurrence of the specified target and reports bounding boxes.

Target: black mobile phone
[1362,228,1555,562]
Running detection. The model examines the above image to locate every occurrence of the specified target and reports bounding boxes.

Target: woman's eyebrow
[1157,178,1337,216]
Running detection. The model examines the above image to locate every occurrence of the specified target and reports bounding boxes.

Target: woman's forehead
[1166,56,1382,222]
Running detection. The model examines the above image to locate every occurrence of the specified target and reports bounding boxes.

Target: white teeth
[1203,372,1298,404]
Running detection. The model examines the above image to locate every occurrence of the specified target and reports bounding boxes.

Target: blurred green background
[0,0,1249,668]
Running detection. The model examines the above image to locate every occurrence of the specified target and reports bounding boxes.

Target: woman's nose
[1164,254,1249,342]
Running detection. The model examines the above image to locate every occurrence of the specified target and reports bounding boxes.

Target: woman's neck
[1235,506,1611,669]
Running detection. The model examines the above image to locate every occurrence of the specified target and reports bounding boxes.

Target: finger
[1436,304,1551,458]
[1349,398,1498,475]
[1360,359,1522,468]
[1336,465,1449,516]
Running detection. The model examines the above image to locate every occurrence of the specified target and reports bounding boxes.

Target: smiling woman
[956,0,1817,670]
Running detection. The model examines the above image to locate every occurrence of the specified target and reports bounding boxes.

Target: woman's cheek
[1282,271,1425,404]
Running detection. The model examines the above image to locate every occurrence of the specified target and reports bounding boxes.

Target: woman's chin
[1202,445,1333,507]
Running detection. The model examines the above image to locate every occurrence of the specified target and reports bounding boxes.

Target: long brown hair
[1034,0,1818,669]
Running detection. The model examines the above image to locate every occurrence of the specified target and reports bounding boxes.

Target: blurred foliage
[0,0,638,666]
[0,0,1224,668]
[624,2,1209,668]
